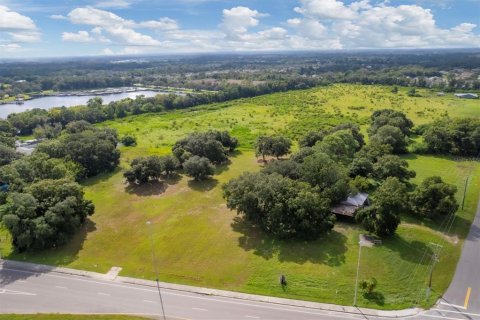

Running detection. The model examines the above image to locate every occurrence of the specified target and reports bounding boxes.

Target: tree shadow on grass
[125,180,168,196]
[188,178,219,192]
[162,173,182,185]
[82,167,122,187]
[231,217,347,266]
[363,292,385,306]
[401,213,472,240]
[382,234,433,264]
[1,219,96,286]
[215,159,232,175]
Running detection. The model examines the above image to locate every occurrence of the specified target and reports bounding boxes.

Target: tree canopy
[183,156,215,181]
[411,176,458,219]
[255,135,292,161]
[223,172,335,240]
[356,177,407,237]
[373,154,416,181]
[423,118,480,156]
[173,130,237,164]
[36,122,120,177]
[124,155,179,184]
[0,179,94,251]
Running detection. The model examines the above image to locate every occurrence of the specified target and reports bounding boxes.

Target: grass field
[1,84,480,310]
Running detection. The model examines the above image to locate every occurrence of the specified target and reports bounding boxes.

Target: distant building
[331,193,369,217]
[455,93,479,99]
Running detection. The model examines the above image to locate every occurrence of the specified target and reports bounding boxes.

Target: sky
[0,0,479,58]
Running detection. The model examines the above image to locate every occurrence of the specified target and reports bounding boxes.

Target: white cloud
[0,43,21,53]
[0,5,40,54]
[138,18,179,30]
[95,0,132,9]
[60,2,479,54]
[67,7,162,46]
[290,0,480,49]
[62,28,111,43]
[50,14,67,20]
[62,30,95,42]
[294,0,359,20]
[102,48,114,55]
[68,7,133,28]
[220,6,265,39]
[0,5,37,31]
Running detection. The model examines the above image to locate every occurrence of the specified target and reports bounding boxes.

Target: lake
[0,90,161,119]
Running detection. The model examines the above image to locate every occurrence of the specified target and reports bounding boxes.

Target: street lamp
[146,221,166,320]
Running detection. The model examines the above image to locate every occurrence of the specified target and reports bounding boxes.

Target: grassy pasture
[1,84,480,310]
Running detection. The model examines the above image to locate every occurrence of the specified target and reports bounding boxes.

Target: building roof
[331,193,369,217]
[342,192,369,207]
[455,93,479,98]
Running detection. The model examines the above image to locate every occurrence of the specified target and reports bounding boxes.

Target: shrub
[184,156,215,181]
[121,135,137,146]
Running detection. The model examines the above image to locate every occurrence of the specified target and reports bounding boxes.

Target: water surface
[0,90,161,118]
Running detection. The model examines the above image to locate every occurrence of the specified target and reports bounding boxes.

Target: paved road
[0,266,389,320]
[2,265,480,320]
[440,197,480,314]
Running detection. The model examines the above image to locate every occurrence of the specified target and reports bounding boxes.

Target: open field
[1,84,480,310]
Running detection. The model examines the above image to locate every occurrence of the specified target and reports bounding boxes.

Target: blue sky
[0,0,479,58]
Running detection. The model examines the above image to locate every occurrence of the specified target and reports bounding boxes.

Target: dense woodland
[1,51,480,100]
[224,110,459,240]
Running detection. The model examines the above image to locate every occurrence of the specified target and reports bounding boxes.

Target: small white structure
[331,193,369,217]
[455,93,479,99]
[437,92,445,96]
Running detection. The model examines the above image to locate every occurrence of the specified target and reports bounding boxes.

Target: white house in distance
[331,192,369,217]
[455,93,479,99]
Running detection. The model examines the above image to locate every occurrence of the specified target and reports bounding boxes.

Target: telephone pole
[426,243,443,301]
[146,221,166,320]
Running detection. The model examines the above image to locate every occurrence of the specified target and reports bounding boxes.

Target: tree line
[7,77,319,136]
[124,130,238,185]
[223,110,459,240]
[0,121,120,251]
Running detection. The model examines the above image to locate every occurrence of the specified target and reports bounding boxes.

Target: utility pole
[146,221,166,320]
[462,176,469,210]
[426,243,443,301]
[353,239,365,306]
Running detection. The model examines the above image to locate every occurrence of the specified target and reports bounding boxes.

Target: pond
[0,90,163,119]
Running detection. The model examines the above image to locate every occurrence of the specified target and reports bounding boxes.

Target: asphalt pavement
[440,197,480,314]
[0,266,389,320]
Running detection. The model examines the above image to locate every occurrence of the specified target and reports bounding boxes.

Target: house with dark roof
[331,192,369,217]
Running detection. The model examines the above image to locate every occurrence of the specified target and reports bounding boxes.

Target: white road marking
[143,299,156,303]
[429,308,480,317]
[245,316,260,319]
[97,292,110,296]
[192,307,208,311]
[2,266,368,319]
[422,313,475,320]
[55,286,67,289]
[0,288,36,296]
[439,302,467,310]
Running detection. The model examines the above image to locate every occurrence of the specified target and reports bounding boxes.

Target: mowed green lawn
[1,84,480,310]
